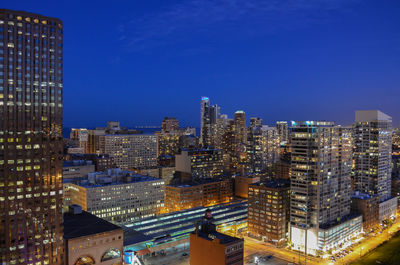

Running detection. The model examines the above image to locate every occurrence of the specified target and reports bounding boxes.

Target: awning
[136,248,151,256]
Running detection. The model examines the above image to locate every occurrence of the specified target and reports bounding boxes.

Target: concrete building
[175,148,223,179]
[290,121,361,255]
[350,192,380,232]
[378,197,397,222]
[64,169,165,224]
[248,179,290,246]
[0,9,64,264]
[353,110,392,202]
[64,205,123,265]
[133,166,175,185]
[165,178,233,212]
[190,210,244,265]
[63,160,95,180]
[99,134,158,169]
[234,175,260,198]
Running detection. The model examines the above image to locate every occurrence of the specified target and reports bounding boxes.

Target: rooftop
[250,179,290,189]
[196,230,242,244]
[168,178,227,188]
[63,160,93,167]
[66,169,162,188]
[64,210,121,239]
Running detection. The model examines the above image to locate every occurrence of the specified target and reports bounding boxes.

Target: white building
[64,169,165,224]
[99,134,158,169]
[290,121,361,255]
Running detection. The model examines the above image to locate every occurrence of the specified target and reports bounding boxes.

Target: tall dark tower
[0,9,64,264]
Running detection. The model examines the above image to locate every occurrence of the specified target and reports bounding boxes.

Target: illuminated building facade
[353,110,392,202]
[123,201,247,257]
[248,179,290,246]
[276,121,289,144]
[161,117,179,133]
[190,210,244,265]
[0,9,64,264]
[234,175,260,199]
[164,179,232,212]
[175,148,223,179]
[99,134,158,169]
[200,96,220,147]
[64,169,165,224]
[350,192,379,231]
[290,121,360,255]
[70,128,89,153]
[64,205,123,265]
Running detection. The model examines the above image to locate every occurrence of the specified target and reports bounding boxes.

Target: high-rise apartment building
[161,117,179,133]
[276,121,289,144]
[0,9,64,264]
[200,97,220,147]
[353,110,392,202]
[99,134,158,169]
[70,128,89,153]
[175,148,223,179]
[290,121,361,255]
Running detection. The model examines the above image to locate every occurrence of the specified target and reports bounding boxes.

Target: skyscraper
[0,9,64,264]
[353,110,392,202]
[276,121,289,144]
[200,97,220,147]
[290,121,361,255]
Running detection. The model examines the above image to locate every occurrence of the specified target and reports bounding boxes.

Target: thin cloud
[120,0,358,51]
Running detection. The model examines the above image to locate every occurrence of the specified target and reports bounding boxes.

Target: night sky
[5,1,400,128]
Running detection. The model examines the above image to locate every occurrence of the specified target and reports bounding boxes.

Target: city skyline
[2,1,400,128]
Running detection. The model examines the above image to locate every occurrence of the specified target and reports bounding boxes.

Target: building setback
[0,10,64,264]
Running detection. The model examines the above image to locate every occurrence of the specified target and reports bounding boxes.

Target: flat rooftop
[250,179,290,189]
[70,173,161,188]
[196,230,242,244]
[64,211,121,240]
[168,178,228,188]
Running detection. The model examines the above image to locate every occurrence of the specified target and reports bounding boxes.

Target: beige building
[234,175,260,198]
[64,169,165,224]
[64,205,123,265]
[165,179,233,213]
[99,134,158,169]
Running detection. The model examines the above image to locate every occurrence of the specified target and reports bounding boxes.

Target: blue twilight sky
[4,0,400,128]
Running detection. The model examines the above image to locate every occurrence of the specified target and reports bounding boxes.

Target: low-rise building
[64,205,123,265]
[64,169,165,224]
[190,210,244,265]
[63,160,95,180]
[379,197,398,222]
[248,179,290,246]
[234,175,260,199]
[350,192,379,232]
[123,201,247,257]
[165,178,232,212]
